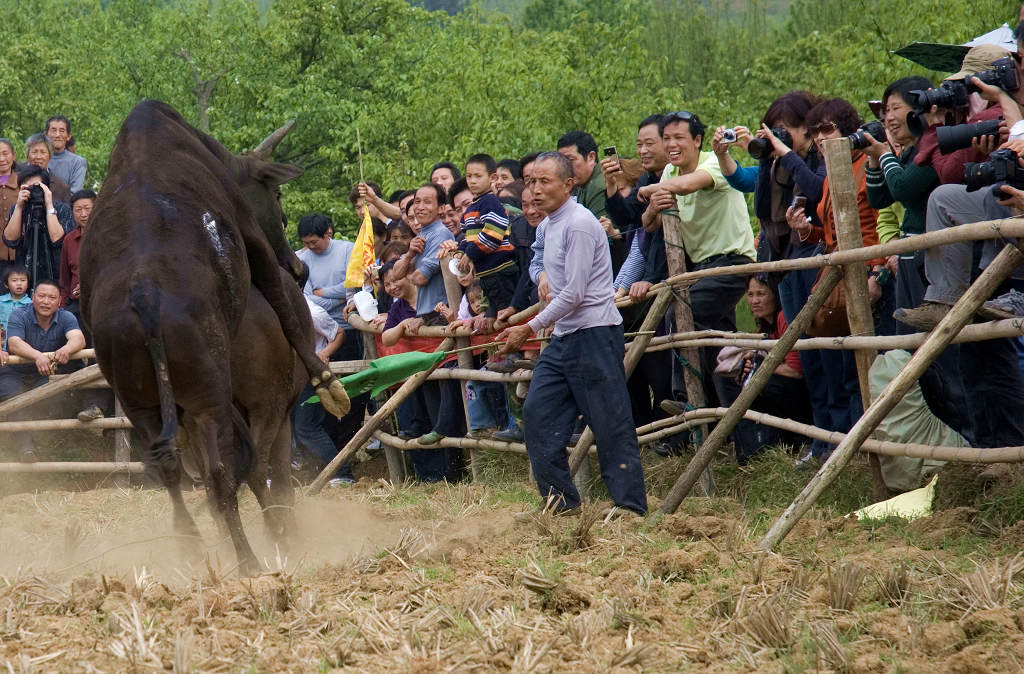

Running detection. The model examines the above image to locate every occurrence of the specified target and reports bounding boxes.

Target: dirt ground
[2,451,1024,673]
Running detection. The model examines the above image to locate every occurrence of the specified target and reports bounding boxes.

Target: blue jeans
[292,383,354,480]
[465,378,508,430]
[523,325,647,514]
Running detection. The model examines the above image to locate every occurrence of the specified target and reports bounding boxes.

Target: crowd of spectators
[303,22,1024,493]
[0,116,101,456]
[7,23,1024,497]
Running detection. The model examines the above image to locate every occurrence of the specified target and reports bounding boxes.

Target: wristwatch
[46,207,56,215]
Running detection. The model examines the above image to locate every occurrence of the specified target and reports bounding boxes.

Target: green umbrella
[305,350,447,404]
[892,42,969,74]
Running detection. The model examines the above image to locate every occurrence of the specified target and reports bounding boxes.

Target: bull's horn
[250,119,296,159]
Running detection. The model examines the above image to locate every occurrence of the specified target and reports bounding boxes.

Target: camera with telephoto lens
[722,128,738,143]
[936,118,1002,154]
[968,57,1020,94]
[747,126,792,161]
[963,148,1024,198]
[906,82,970,136]
[848,120,887,150]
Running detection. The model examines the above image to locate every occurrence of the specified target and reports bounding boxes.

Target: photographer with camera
[913,45,1019,185]
[860,77,943,333]
[2,165,73,291]
[892,42,1024,450]
[785,98,886,464]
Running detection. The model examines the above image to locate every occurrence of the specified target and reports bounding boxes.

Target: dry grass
[827,562,866,611]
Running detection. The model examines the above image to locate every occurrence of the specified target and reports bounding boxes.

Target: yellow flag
[345,205,376,288]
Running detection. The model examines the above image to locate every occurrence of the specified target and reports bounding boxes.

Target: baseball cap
[947,44,1013,81]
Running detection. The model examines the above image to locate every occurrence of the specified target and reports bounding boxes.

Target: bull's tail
[129,274,179,469]
[230,404,255,483]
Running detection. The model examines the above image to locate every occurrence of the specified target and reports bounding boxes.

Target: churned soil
[1,468,1024,672]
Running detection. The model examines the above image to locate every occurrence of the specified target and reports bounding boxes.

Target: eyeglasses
[809,121,838,135]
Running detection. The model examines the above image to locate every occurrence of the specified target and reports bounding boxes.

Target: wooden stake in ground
[661,211,715,496]
[821,137,886,500]
[567,287,673,477]
[659,266,844,515]
[308,338,455,494]
[759,244,1024,550]
[440,252,480,481]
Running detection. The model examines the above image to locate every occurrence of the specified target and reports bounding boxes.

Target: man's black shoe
[493,427,524,442]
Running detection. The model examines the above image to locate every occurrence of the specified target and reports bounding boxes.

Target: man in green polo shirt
[638,110,755,406]
[557,130,607,220]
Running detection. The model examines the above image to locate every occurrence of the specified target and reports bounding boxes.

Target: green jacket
[865,146,938,236]
[573,169,607,220]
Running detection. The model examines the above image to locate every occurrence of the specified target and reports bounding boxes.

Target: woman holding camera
[784,98,886,464]
[2,164,74,290]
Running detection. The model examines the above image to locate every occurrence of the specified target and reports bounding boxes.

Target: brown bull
[79,100,340,573]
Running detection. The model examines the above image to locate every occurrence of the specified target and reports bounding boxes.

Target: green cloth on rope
[304,350,447,405]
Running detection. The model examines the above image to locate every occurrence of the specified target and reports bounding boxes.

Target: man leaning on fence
[496,151,647,520]
[0,280,85,461]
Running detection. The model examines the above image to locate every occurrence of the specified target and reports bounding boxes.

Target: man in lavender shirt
[497,152,647,516]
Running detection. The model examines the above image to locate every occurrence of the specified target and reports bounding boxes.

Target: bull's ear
[249,159,304,186]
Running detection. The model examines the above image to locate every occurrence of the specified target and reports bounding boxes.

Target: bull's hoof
[316,380,351,419]
[238,555,262,578]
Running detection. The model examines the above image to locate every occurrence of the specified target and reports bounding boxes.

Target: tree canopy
[2,0,1017,241]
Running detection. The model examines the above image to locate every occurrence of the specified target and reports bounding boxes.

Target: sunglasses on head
[667,110,697,124]
[809,121,838,135]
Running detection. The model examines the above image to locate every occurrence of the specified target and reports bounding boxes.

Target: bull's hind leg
[248,418,297,546]
[242,233,350,418]
[129,407,203,551]
[198,410,261,577]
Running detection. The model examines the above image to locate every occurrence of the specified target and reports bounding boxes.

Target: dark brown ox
[79,100,341,573]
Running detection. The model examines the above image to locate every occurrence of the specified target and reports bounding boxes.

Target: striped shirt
[458,193,514,276]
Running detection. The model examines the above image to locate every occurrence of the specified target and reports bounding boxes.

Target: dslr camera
[907,57,1020,136]
[26,184,45,207]
[747,126,792,161]
[936,118,1002,154]
[963,148,1024,198]
[848,120,886,151]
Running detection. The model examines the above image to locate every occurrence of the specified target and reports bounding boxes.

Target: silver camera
[722,128,738,143]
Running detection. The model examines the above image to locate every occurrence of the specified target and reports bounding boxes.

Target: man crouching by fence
[496,151,647,520]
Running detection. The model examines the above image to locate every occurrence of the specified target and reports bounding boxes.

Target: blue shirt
[414,219,454,317]
[296,238,354,327]
[528,200,621,336]
[0,293,32,347]
[6,306,80,373]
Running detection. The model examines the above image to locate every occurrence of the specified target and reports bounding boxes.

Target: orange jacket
[806,153,885,267]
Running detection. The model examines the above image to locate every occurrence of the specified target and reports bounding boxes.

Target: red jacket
[59,226,83,305]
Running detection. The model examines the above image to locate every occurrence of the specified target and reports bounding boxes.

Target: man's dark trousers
[523,324,647,514]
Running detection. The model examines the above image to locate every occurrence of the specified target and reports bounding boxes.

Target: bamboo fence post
[669,406,1024,463]
[635,218,1024,303]
[759,244,1024,550]
[112,397,132,488]
[822,137,886,500]
[308,338,455,494]
[0,461,145,473]
[440,252,480,482]
[660,211,715,496]
[567,286,673,477]
[659,266,844,515]
[363,327,407,484]
[0,364,104,419]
